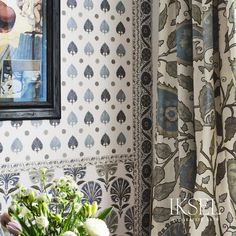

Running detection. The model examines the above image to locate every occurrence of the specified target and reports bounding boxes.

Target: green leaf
[59,206,75,235]
[12,214,32,236]
[27,219,40,236]
[97,207,113,220]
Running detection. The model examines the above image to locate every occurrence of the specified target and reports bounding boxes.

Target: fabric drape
[152,0,236,235]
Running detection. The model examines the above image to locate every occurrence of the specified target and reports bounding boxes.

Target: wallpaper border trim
[133,0,153,235]
[0,154,135,174]
[0,0,153,234]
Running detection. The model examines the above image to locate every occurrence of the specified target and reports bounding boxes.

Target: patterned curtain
[152,0,236,235]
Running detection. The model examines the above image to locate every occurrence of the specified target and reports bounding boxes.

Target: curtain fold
[152,0,236,235]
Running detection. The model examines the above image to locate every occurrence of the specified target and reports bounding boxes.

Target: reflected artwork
[0,0,46,102]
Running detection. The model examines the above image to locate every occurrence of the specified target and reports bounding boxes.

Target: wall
[0,0,153,235]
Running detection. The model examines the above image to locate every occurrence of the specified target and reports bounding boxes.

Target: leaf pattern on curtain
[153,0,236,235]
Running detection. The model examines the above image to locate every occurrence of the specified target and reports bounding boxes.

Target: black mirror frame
[0,0,61,121]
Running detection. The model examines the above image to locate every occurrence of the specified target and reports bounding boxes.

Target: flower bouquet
[0,169,112,236]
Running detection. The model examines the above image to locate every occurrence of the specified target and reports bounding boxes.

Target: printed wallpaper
[0,0,152,235]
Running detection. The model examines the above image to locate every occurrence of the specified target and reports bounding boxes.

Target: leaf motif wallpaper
[0,0,153,235]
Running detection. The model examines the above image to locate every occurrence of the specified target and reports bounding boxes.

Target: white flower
[19,206,30,218]
[9,204,17,213]
[84,218,109,236]
[40,168,47,176]
[35,215,49,229]
[60,192,67,198]
[62,231,77,236]
[75,191,83,198]
[16,182,22,189]
[74,202,82,213]
[37,193,47,201]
